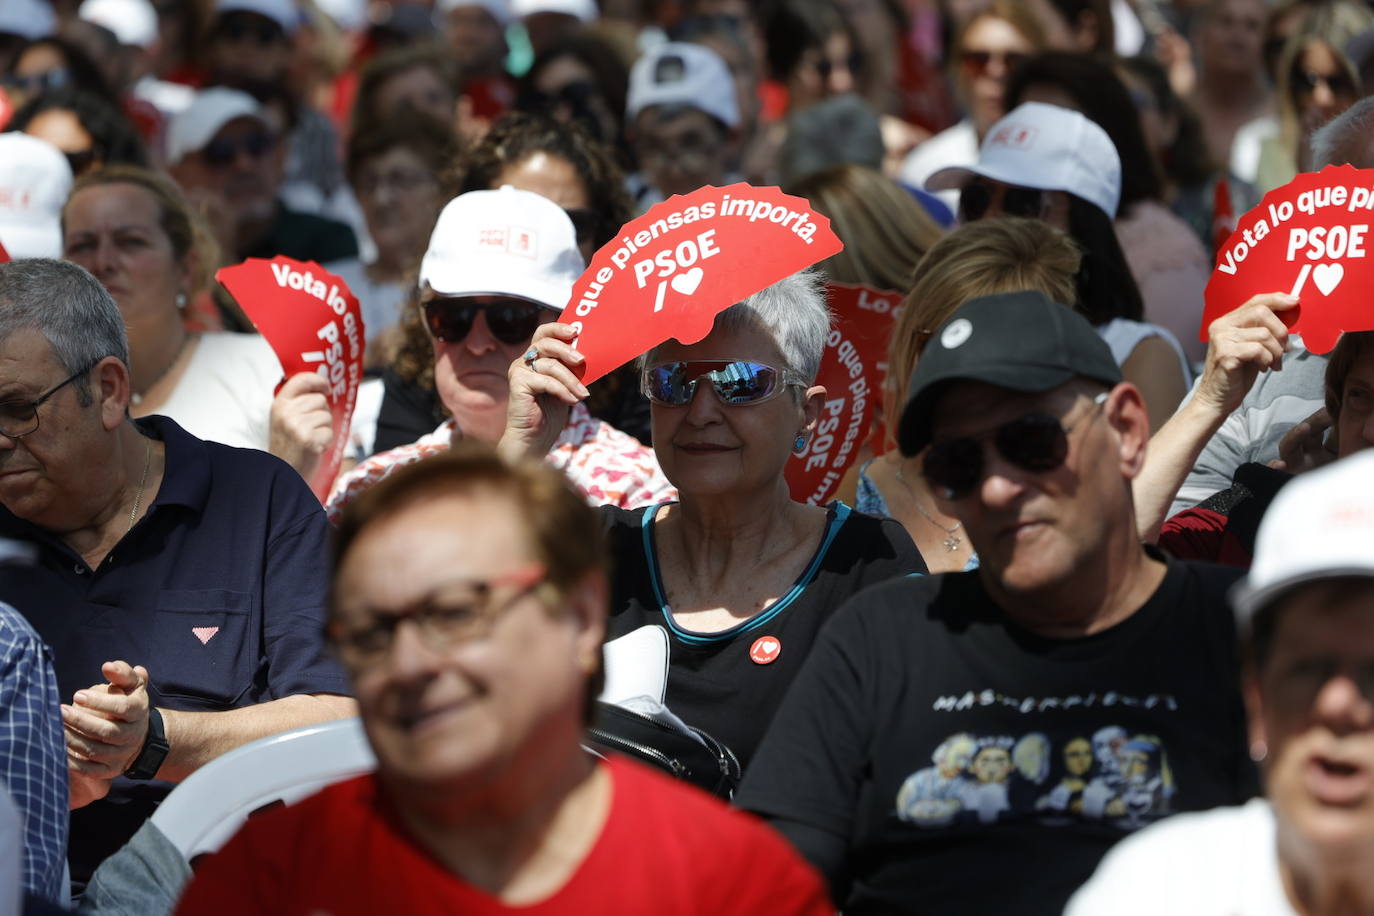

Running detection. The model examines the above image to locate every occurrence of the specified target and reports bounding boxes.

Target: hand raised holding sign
[498,322,590,463]
[1136,291,1297,541]
[1193,292,1297,417]
[270,372,336,485]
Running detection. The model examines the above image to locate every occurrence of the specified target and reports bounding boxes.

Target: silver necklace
[127,438,152,534]
[896,465,963,552]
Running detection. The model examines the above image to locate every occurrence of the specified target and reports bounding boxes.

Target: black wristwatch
[124,706,170,780]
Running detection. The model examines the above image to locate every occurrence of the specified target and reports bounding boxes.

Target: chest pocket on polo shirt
[151,589,254,708]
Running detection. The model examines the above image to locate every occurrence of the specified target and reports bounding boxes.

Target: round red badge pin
[750,635,781,665]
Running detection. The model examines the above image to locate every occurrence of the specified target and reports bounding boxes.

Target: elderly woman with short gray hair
[502,269,922,768]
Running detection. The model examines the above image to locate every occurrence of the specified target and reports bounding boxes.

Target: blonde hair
[787,164,944,293]
[882,219,1081,438]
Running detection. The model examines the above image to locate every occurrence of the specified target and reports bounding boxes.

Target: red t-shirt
[175,756,833,915]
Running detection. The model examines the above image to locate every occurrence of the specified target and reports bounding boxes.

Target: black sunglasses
[203,132,276,168]
[922,393,1108,500]
[422,296,547,346]
[958,50,1027,78]
[959,181,1046,222]
[1293,69,1355,97]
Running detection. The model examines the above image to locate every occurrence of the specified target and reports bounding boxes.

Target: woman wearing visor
[501,270,922,769]
[327,186,675,520]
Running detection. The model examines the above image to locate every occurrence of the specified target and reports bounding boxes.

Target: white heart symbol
[671,267,704,296]
[759,639,778,654]
[1313,262,1345,296]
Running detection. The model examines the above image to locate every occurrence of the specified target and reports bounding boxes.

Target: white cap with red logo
[1232,450,1374,624]
[0,135,74,260]
[926,101,1122,220]
[419,186,585,311]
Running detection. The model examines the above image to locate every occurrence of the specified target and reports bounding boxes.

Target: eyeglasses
[202,132,276,168]
[959,180,1048,223]
[641,360,805,407]
[422,296,548,346]
[959,50,1026,78]
[0,365,92,439]
[355,167,436,198]
[330,565,547,666]
[922,392,1109,500]
[3,69,68,96]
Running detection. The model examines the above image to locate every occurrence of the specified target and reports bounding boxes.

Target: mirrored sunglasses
[641,360,804,407]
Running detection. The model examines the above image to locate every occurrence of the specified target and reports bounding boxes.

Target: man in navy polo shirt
[0,259,355,886]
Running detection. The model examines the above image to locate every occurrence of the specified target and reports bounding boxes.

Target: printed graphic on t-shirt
[895,726,1175,831]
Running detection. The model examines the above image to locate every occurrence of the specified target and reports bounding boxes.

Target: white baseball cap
[80,0,159,49]
[0,0,56,40]
[214,0,299,35]
[437,0,512,25]
[419,186,584,310]
[627,41,739,130]
[1232,450,1374,624]
[0,135,73,260]
[511,0,597,22]
[165,88,271,166]
[926,101,1122,220]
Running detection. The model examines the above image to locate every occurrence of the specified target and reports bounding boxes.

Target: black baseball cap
[897,290,1123,456]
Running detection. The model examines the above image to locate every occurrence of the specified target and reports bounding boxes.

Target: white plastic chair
[149,717,375,861]
[152,627,669,861]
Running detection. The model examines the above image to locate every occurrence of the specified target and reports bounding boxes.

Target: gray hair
[1311,96,1374,168]
[0,259,129,405]
[643,268,832,383]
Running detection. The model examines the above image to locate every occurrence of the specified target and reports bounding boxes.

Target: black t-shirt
[736,557,1255,915]
[603,502,923,769]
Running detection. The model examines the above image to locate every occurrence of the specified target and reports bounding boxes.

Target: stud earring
[793,434,808,454]
[175,293,188,310]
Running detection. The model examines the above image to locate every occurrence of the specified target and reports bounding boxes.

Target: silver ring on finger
[523,348,540,372]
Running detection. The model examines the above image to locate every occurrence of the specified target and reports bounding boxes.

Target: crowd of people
[2,0,1374,914]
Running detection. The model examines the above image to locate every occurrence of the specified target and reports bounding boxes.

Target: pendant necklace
[896,465,963,552]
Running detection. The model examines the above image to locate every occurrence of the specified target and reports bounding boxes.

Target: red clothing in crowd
[175,755,833,915]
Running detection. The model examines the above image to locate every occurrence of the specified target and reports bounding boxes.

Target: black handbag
[586,700,742,799]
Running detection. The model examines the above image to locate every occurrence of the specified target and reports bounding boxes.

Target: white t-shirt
[155,333,281,451]
[1066,798,1294,915]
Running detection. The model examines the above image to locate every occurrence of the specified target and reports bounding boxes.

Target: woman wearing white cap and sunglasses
[327,186,675,520]
[501,270,922,770]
